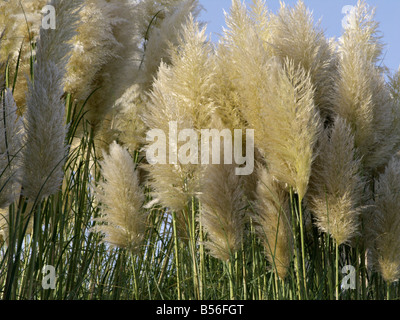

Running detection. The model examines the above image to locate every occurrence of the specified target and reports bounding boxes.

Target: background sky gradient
[199,0,400,74]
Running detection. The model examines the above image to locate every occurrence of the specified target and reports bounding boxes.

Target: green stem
[198,203,204,300]
[131,253,139,300]
[336,242,339,300]
[227,259,235,300]
[241,244,247,300]
[27,202,41,299]
[190,198,200,300]
[171,211,181,300]
[274,273,279,300]
[289,189,302,299]
[298,195,307,298]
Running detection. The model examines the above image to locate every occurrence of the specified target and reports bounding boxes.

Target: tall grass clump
[1,0,400,301]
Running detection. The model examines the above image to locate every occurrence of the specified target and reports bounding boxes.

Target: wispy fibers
[92,141,147,252]
[307,116,364,246]
[0,89,23,208]
[253,166,293,280]
[21,0,82,200]
[369,156,400,283]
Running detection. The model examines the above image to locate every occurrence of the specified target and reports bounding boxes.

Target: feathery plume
[221,0,274,89]
[269,0,337,120]
[261,60,321,199]
[248,0,272,46]
[110,84,148,154]
[369,156,400,282]
[333,0,400,172]
[253,166,293,279]
[0,0,47,109]
[139,0,200,89]
[1,1,139,139]
[93,141,146,252]
[306,116,364,245]
[211,41,247,132]
[0,0,45,60]
[238,57,321,198]
[64,0,127,102]
[21,0,82,200]
[388,67,400,105]
[112,0,201,155]
[199,148,246,262]
[134,0,193,46]
[0,89,23,208]
[224,0,272,57]
[22,61,68,201]
[66,0,146,138]
[339,0,384,64]
[223,2,321,198]
[143,16,215,215]
[66,0,140,156]
[143,63,200,216]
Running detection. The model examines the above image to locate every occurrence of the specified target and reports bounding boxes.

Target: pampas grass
[258,59,322,200]
[370,156,400,282]
[389,67,400,105]
[1,0,400,301]
[64,0,126,102]
[199,150,246,262]
[307,116,364,245]
[253,166,293,279]
[143,16,215,215]
[66,0,141,143]
[223,1,321,199]
[139,0,201,89]
[92,141,146,251]
[0,0,47,109]
[21,0,82,200]
[111,0,201,155]
[0,89,23,208]
[269,0,337,120]
[333,0,400,172]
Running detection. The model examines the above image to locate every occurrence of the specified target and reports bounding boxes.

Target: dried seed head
[93,141,147,252]
[307,116,364,245]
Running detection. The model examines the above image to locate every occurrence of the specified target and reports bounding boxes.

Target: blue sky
[199,0,400,73]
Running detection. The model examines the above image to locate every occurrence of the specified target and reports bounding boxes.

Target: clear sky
[199,0,400,74]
